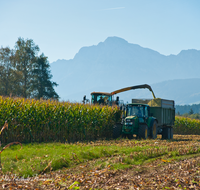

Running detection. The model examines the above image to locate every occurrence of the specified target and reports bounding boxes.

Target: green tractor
[121,103,158,139]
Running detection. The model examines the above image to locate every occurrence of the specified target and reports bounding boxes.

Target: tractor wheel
[138,124,148,139]
[113,124,122,139]
[162,127,171,139]
[150,120,157,139]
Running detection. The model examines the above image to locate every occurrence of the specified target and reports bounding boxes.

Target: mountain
[50,36,200,104]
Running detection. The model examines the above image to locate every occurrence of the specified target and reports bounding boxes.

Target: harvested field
[1,135,200,189]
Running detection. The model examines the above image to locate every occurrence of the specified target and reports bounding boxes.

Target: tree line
[0,37,59,99]
[176,104,200,115]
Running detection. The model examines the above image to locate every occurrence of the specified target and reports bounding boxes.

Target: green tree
[14,37,39,98]
[0,47,16,96]
[0,37,59,99]
[32,53,59,100]
[189,108,194,115]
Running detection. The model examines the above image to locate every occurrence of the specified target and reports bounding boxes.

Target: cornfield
[0,96,121,143]
[0,96,199,144]
[174,116,200,135]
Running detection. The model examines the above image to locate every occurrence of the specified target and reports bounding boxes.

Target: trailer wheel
[113,124,122,139]
[150,120,157,139]
[139,124,148,139]
[162,127,171,139]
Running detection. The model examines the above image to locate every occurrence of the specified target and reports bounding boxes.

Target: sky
[0,0,200,63]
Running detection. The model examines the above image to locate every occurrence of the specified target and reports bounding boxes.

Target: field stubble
[1,135,200,189]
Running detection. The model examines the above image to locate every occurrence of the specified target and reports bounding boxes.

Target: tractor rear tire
[162,127,171,139]
[113,124,122,139]
[138,124,148,139]
[150,120,157,139]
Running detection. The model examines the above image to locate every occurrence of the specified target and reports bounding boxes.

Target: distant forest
[0,37,59,99]
[176,104,200,115]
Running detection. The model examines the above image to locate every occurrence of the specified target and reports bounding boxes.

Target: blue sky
[0,0,200,63]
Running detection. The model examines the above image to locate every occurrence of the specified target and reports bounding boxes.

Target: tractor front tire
[150,120,157,139]
[113,124,122,139]
[138,124,148,139]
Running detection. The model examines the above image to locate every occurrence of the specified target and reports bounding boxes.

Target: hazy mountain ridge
[50,36,200,104]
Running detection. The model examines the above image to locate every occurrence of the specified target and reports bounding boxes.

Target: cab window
[144,106,148,117]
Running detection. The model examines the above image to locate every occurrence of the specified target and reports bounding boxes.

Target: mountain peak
[103,36,128,45]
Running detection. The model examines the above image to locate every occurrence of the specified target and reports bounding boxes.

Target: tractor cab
[125,103,150,125]
[126,104,149,118]
[91,92,113,106]
[83,92,123,107]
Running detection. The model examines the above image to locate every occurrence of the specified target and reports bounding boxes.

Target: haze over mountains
[50,37,200,105]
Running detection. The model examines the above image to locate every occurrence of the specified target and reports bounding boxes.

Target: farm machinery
[83,84,175,140]
[88,84,156,106]
[119,98,175,140]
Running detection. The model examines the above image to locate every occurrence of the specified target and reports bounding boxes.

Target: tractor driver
[99,96,104,104]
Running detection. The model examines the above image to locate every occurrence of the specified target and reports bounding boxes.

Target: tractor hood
[126,116,137,120]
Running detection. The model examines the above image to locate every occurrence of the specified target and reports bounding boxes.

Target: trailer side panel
[150,107,175,126]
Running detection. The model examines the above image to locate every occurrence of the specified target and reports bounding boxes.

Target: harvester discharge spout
[111,84,156,99]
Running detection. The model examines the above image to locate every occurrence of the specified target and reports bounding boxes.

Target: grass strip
[1,141,152,177]
[2,135,200,178]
